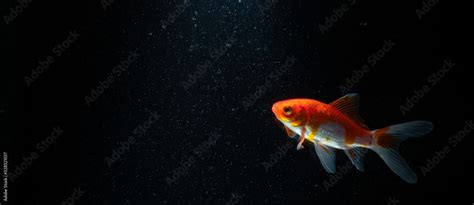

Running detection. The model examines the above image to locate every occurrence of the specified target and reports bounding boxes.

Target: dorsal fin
[329,93,369,129]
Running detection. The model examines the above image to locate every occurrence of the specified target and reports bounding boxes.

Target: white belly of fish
[284,122,347,149]
[312,122,346,149]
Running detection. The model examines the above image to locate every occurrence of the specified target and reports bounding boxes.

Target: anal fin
[344,147,367,172]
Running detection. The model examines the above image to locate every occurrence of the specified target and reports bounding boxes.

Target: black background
[1,0,473,204]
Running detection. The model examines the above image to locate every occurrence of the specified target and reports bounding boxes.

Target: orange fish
[271,93,433,183]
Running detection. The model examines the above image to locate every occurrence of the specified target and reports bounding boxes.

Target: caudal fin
[371,121,433,183]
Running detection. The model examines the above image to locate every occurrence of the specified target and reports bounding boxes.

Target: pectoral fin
[284,126,297,138]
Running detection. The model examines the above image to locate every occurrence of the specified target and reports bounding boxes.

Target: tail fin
[371,121,433,183]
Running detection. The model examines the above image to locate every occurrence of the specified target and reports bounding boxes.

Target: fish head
[272,99,313,127]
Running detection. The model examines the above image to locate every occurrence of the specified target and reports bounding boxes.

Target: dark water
[2,0,472,204]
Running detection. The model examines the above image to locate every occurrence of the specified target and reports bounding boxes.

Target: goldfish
[271,93,433,183]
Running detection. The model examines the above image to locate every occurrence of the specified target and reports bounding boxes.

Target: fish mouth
[271,103,281,121]
[271,104,277,115]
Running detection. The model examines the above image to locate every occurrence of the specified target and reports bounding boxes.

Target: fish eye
[283,106,292,115]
